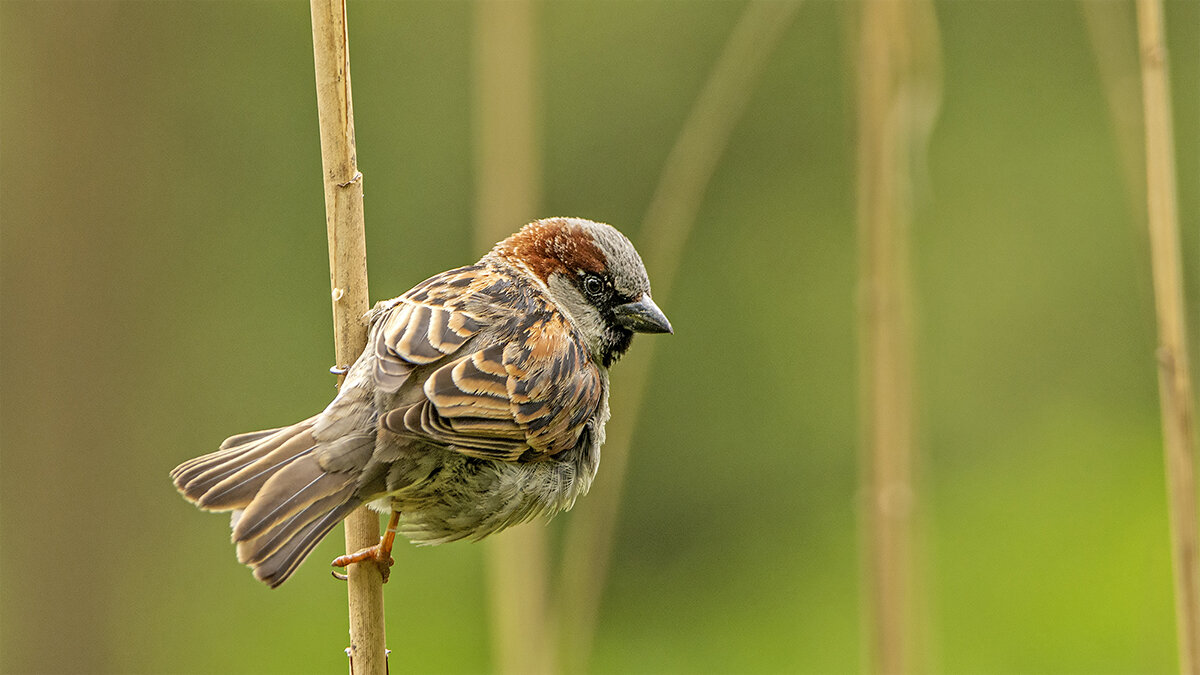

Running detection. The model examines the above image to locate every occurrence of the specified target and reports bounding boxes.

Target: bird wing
[368,266,487,392]
[372,265,602,462]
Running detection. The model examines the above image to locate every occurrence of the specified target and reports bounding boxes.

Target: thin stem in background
[1080,0,1147,229]
[556,3,802,671]
[308,1,384,673]
[471,2,555,674]
[1135,1,1200,673]
[856,0,941,673]
[473,0,541,245]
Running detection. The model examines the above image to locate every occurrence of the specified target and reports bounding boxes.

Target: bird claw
[331,511,400,583]
[331,544,395,583]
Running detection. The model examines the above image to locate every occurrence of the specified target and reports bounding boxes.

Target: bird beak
[614,294,673,334]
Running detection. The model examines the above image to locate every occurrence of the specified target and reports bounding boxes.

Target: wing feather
[381,307,601,461]
[369,267,601,462]
[370,273,484,391]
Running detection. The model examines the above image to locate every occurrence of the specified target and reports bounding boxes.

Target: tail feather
[248,498,362,588]
[171,446,258,491]
[197,441,315,511]
[238,487,359,565]
[233,446,362,541]
[219,427,286,450]
[170,420,369,587]
[177,422,320,511]
[171,420,315,504]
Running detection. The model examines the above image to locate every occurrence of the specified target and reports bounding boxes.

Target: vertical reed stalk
[556,3,801,671]
[1080,0,1147,225]
[1135,1,1200,672]
[309,1,384,673]
[471,2,554,674]
[856,1,940,672]
[473,0,541,242]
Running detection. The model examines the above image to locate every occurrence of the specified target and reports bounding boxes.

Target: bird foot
[331,543,395,583]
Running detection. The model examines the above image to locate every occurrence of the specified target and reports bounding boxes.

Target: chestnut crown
[493,218,671,366]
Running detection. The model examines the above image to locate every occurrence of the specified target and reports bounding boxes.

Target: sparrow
[171,217,672,587]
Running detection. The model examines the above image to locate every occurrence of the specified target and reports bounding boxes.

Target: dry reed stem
[309,1,384,673]
[856,1,941,673]
[471,2,556,674]
[556,3,802,671]
[1135,1,1200,672]
[1080,0,1147,224]
[473,0,541,245]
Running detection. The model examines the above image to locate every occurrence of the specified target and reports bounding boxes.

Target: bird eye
[583,275,604,298]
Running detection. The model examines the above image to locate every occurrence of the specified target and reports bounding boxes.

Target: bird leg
[331,511,401,583]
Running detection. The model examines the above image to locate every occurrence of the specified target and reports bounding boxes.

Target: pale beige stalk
[556,3,802,671]
[856,1,941,673]
[309,1,384,674]
[1080,0,1147,224]
[1135,1,1200,672]
[471,2,556,674]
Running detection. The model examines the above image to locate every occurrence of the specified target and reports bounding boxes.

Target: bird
[170,217,672,587]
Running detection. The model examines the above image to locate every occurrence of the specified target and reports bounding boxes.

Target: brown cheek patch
[495,219,606,282]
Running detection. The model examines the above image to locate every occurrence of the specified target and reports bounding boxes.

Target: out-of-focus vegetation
[1,1,1197,673]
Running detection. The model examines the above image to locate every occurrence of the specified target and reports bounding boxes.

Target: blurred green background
[2,1,1198,673]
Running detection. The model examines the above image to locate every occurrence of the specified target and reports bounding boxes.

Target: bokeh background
[2,1,1198,673]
